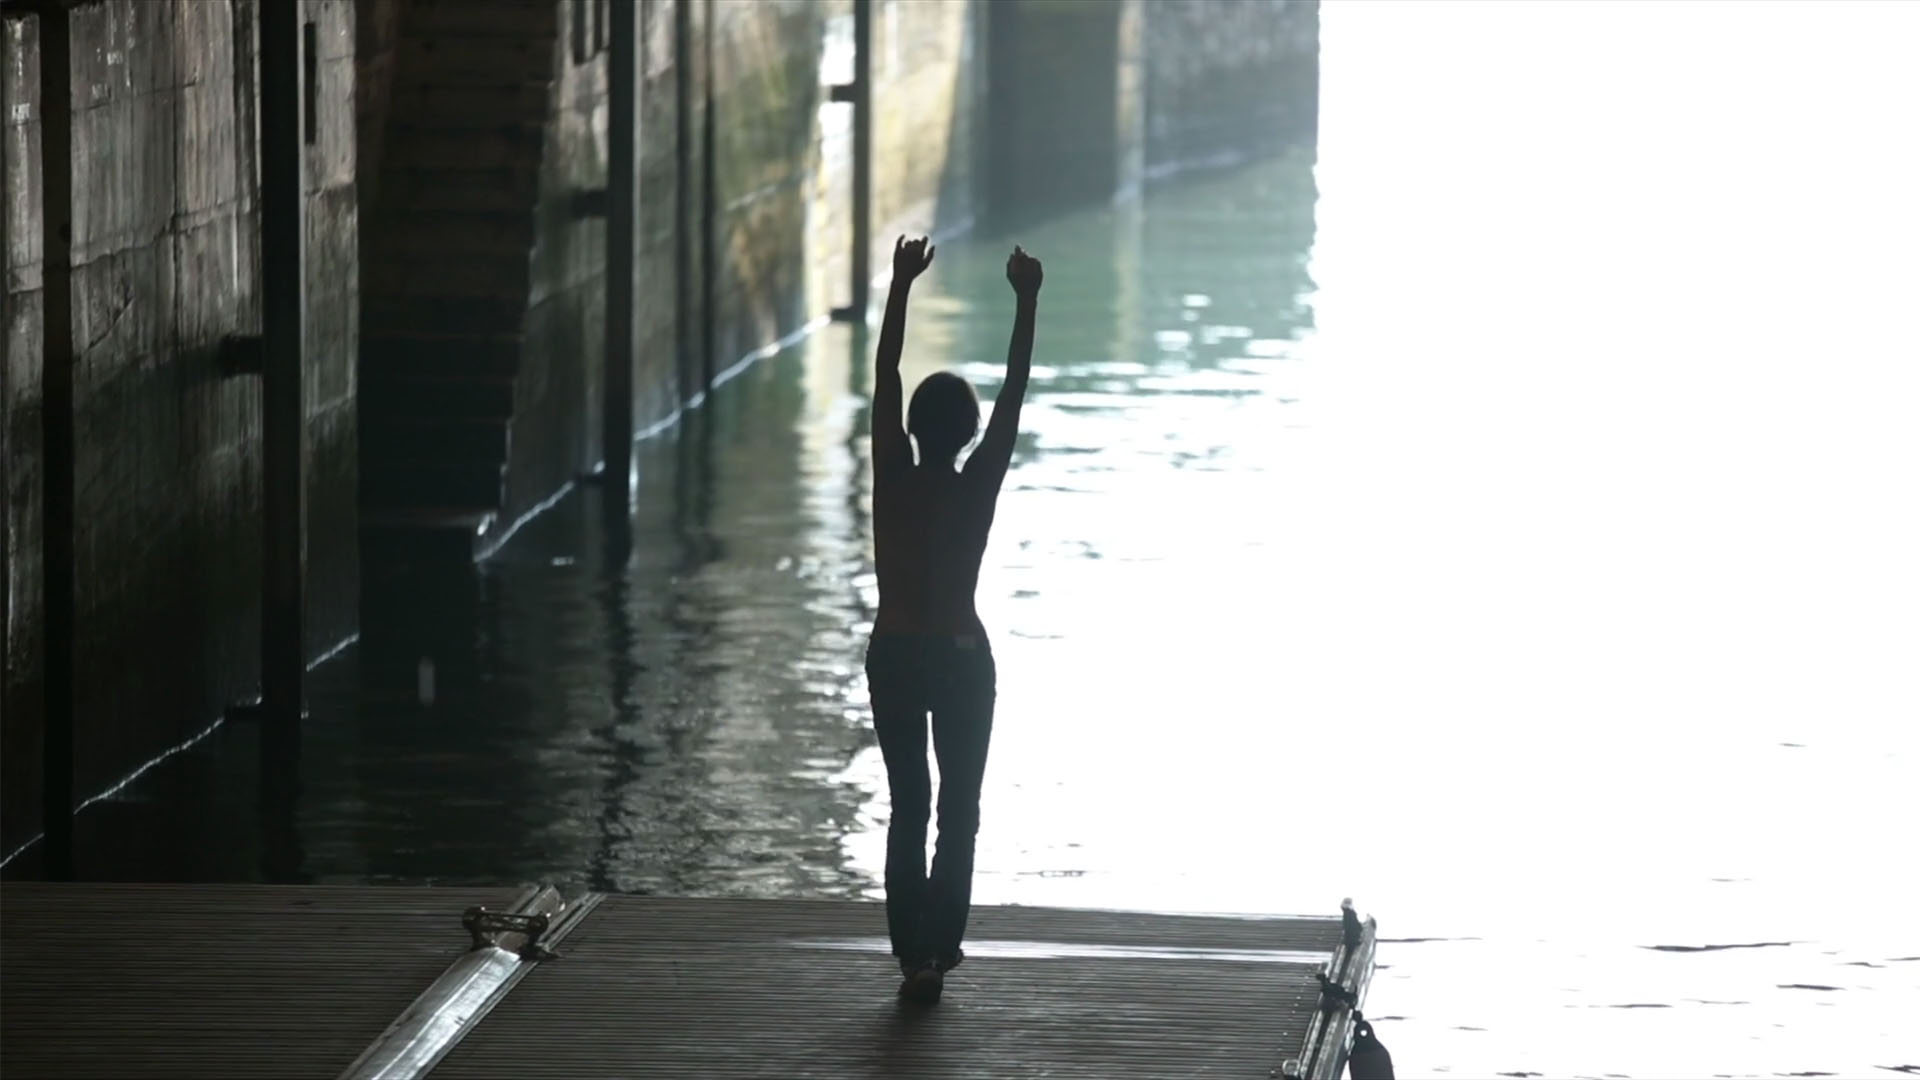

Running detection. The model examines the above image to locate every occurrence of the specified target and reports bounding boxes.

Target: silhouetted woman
[867,236,1042,1004]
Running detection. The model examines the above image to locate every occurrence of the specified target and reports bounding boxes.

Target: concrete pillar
[849,0,872,317]
[260,0,307,727]
[697,0,715,393]
[829,0,871,324]
[983,0,1145,228]
[1114,0,1146,201]
[672,0,694,404]
[36,1,75,881]
[605,0,637,499]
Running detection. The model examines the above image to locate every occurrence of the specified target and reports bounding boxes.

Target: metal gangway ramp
[0,882,1377,1079]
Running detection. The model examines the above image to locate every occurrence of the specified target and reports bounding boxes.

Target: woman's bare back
[873,466,993,636]
[868,238,1042,637]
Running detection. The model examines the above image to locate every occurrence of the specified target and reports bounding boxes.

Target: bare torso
[867,237,1039,636]
[872,464,993,636]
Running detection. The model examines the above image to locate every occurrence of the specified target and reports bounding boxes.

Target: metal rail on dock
[337,886,603,1080]
[1282,898,1382,1080]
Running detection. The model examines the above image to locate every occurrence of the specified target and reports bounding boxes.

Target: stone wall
[633,0,684,430]
[629,0,983,431]
[352,0,409,218]
[506,0,609,522]
[981,0,1144,228]
[706,0,821,372]
[870,0,985,252]
[352,0,991,535]
[356,0,557,533]
[355,0,989,536]
[973,0,1319,223]
[1143,0,1319,175]
[0,0,359,853]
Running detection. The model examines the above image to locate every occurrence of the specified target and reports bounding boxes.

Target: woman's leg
[866,639,932,967]
[925,643,996,966]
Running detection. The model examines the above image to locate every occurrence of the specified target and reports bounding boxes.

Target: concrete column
[984,0,1145,227]
[849,0,871,316]
[672,0,694,404]
[697,0,715,393]
[1114,0,1146,202]
[260,0,307,727]
[827,0,870,325]
[36,2,75,881]
[605,0,637,498]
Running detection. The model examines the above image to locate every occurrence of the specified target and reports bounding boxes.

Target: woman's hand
[1006,245,1042,297]
[893,235,936,282]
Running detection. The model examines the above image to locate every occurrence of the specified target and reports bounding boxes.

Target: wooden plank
[433,896,1345,1079]
[0,883,527,1080]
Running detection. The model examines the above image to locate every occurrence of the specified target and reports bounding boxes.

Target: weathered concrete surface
[356,0,557,531]
[1144,0,1319,174]
[305,0,362,681]
[2,13,45,856]
[1,0,359,853]
[806,0,987,312]
[355,0,990,529]
[982,0,1146,228]
[873,0,986,241]
[979,0,1318,223]
[710,0,989,375]
[706,0,820,374]
[509,0,608,522]
[634,0,684,431]
[352,0,410,219]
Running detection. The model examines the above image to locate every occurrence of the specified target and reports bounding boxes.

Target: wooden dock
[0,883,1377,1079]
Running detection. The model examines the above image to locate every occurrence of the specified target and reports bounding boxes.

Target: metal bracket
[828,81,857,104]
[463,905,560,961]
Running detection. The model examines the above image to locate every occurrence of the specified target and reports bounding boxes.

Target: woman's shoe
[897,960,944,1005]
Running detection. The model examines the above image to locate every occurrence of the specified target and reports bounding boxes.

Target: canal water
[33,2,1920,1076]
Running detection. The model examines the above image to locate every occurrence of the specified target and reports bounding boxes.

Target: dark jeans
[865,632,996,968]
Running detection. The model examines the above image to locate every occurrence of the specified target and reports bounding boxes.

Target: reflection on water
[35,2,1920,1075]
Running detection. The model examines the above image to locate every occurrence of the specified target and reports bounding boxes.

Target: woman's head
[908,371,980,464]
